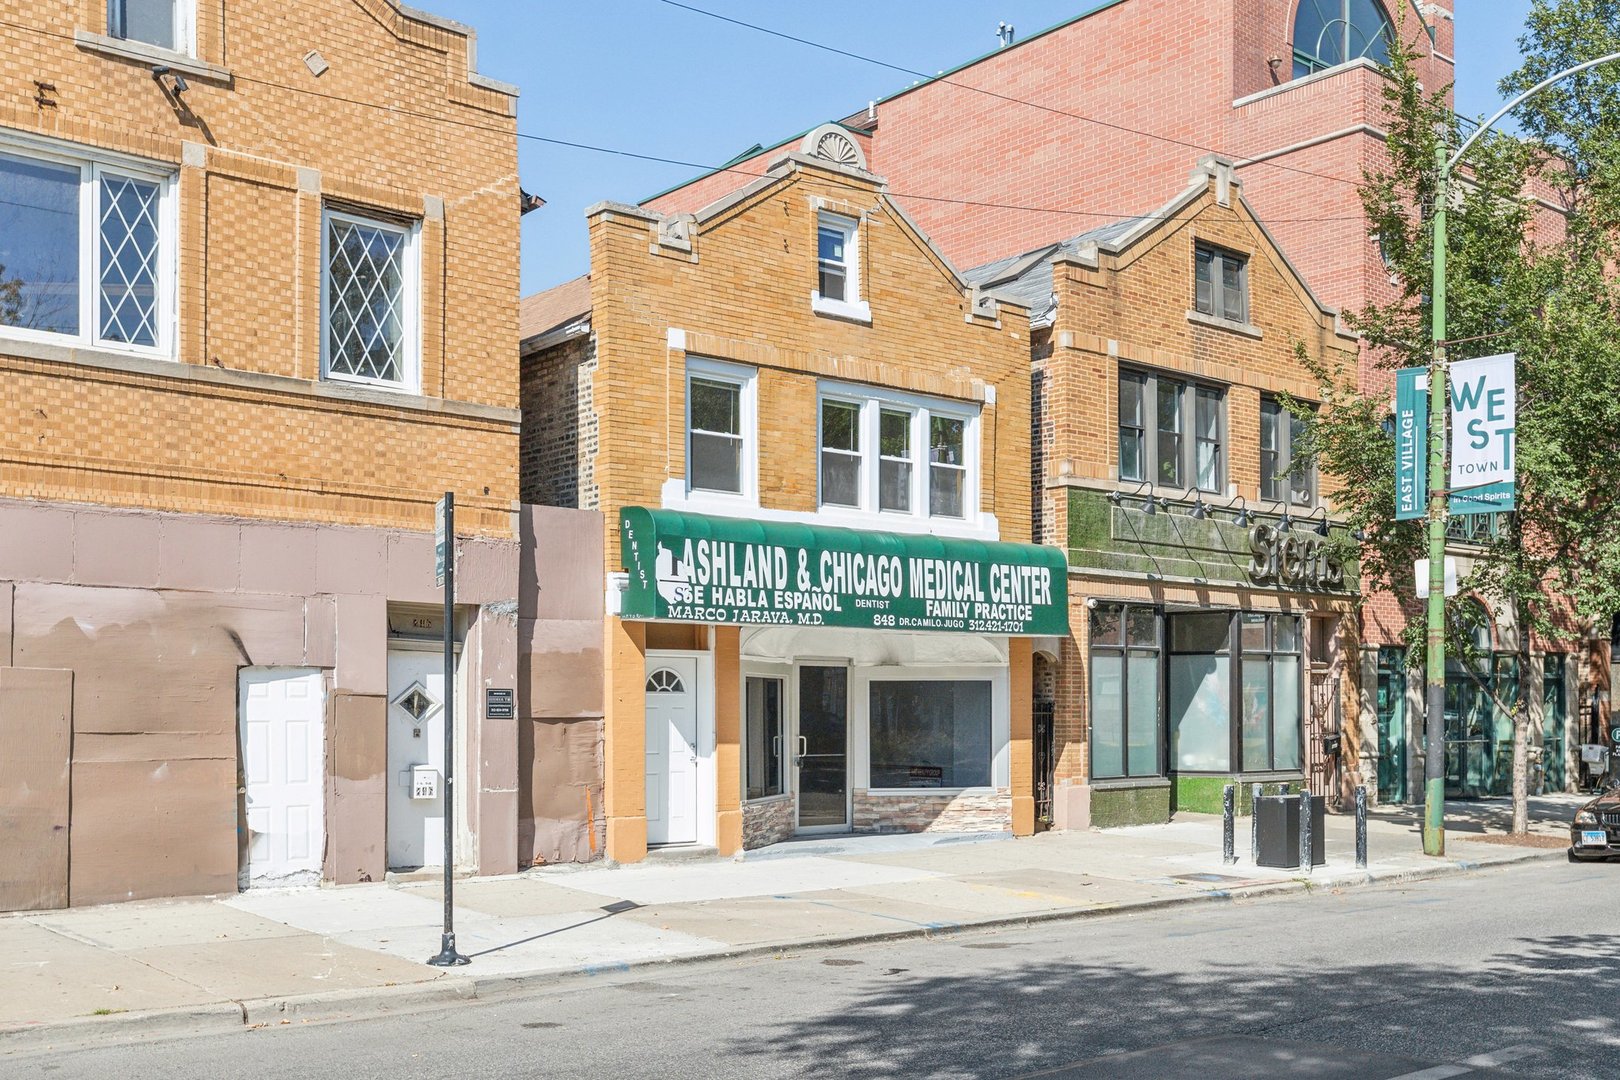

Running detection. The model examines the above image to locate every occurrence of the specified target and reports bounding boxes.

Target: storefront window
[1240,613,1302,771]
[745,676,784,799]
[869,680,991,789]
[1169,613,1232,771]
[1090,603,1162,779]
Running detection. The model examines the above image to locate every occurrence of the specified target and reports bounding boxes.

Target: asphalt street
[4,858,1614,1080]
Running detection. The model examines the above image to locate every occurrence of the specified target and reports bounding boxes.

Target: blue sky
[444,1,1536,296]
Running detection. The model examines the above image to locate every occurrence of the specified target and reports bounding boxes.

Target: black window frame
[1089,603,1164,780]
[1239,612,1305,773]
[744,675,786,800]
[1259,396,1316,506]
[1118,368,1226,493]
[1194,244,1249,324]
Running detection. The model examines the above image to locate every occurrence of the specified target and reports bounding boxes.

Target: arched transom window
[646,668,687,694]
[1293,0,1394,78]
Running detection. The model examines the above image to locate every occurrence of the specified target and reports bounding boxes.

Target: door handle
[796,735,808,763]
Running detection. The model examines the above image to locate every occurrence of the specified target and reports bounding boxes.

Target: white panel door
[241,668,325,887]
[645,657,699,846]
[387,650,448,870]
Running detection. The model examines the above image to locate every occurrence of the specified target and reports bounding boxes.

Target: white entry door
[241,668,325,887]
[387,650,449,870]
[645,656,699,846]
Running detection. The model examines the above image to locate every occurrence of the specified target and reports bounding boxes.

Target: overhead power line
[653,0,1366,191]
[0,12,1374,231]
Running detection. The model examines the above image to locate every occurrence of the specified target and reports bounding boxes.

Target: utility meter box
[410,766,440,800]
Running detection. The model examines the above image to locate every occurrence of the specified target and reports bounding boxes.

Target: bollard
[1355,785,1368,869]
[1299,788,1313,875]
[1222,783,1236,865]
[1251,783,1262,863]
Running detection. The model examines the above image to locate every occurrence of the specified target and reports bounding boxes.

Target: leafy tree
[0,264,22,327]
[1294,5,1620,836]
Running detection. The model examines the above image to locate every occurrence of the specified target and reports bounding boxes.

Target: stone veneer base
[742,796,796,850]
[851,788,1012,833]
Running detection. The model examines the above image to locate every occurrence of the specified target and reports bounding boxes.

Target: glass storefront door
[1376,647,1407,803]
[796,665,849,831]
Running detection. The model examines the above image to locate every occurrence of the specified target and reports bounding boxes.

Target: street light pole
[1422,49,1620,857]
[1423,145,1448,856]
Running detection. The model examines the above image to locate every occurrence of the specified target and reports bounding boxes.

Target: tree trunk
[1512,705,1530,835]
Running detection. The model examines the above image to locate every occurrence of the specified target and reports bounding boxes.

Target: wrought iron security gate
[1034,701,1055,829]
[1308,666,1340,804]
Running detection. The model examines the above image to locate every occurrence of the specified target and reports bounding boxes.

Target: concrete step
[641,844,721,865]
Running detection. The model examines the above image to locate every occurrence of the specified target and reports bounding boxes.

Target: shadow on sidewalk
[1368,794,1586,835]
[468,900,641,958]
[721,928,1619,1079]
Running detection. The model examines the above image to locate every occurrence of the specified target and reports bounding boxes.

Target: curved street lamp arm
[1448,50,1620,173]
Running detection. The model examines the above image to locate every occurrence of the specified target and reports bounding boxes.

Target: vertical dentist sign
[1447,353,1516,514]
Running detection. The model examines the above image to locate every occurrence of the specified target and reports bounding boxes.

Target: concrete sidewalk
[0,794,1583,1050]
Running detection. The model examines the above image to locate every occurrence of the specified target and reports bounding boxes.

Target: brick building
[966,158,1363,825]
[0,0,597,910]
[521,129,1066,863]
[646,0,1597,807]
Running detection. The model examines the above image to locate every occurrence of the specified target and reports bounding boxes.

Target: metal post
[1250,783,1262,863]
[1299,787,1313,875]
[1222,784,1236,865]
[1355,785,1368,869]
[1423,145,1449,858]
[429,491,469,968]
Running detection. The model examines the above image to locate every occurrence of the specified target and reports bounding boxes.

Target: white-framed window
[321,208,420,392]
[811,212,870,323]
[819,398,862,508]
[108,0,195,56]
[878,407,913,513]
[0,136,175,356]
[686,357,757,499]
[816,382,978,521]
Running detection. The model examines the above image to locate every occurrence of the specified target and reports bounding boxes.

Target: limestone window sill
[74,30,233,84]
[811,293,873,325]
[744,793,794,806]
[1089,777,1172,791]
[1185,309,1263,339]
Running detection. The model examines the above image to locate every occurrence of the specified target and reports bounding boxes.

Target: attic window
[812,212,871,323]
[1194,245,1248,324]
[109,0,193,55]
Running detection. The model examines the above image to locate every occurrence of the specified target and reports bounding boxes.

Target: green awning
[620,507,1069,636]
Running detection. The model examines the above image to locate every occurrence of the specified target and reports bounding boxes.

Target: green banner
[620,507,1069,636]
[1394,367,1428,521]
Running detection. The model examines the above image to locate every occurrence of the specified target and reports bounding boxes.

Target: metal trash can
[1255,794,1325,869]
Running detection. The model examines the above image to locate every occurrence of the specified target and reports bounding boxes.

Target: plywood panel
[519,716,604,866]
[327,692,386,884]
[0,668,73,911]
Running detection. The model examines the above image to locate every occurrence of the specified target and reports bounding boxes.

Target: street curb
[239,979,475,1027]
[0,846,1566,1050]
[0,1002,246,1052]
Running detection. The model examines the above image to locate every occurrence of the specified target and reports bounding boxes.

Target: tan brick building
[522,129,1067,863]
[0,1,596,910]
[965,159,1362,826]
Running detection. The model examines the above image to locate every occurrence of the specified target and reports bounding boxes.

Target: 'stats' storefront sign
[620,508,1069,636]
